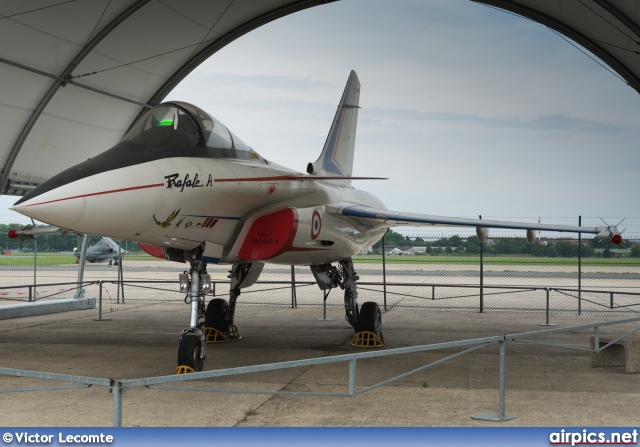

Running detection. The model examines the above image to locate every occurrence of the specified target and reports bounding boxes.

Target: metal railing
[2,316,639,426]
[3,279,640,319]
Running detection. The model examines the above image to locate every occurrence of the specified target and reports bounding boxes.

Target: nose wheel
[177,332,205,373]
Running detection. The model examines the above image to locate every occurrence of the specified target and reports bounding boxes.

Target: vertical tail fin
[307,70,360,184]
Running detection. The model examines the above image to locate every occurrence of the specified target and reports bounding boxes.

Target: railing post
[93,281,112,322]
[539,288,557,327]
[348,358,357,397]
[33,232,37,300]
[382,233,387,311]
[117,239,125,304]
[578,216,582,315]
[498,338,509,420]
[291,266,297,308]
[472,337,515,421]
[28,285,33,302]
[479,215,484,313]
[112,380,123,427]
[610,292,614,309]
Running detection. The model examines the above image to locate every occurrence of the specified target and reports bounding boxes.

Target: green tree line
[373,229,640,258]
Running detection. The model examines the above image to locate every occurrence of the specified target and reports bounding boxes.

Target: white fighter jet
[8,71,623,372]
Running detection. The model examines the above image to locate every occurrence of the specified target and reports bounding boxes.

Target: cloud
[361,108,624,133]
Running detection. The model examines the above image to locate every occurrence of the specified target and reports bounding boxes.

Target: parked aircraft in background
[74,236,125,265]
[8,71,623,373]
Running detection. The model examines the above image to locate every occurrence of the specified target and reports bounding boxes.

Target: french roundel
[311,210,321,240]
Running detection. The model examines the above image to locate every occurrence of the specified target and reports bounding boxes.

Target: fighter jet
[74,236,125,265]
[8,71,623,372]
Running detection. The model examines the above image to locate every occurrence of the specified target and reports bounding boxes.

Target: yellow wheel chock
[351,331,385,348]
[176,365,195,374]
[205,325,241,344]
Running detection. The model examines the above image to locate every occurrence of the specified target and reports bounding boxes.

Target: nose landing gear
[176,261,255,373]
[176,258,209,373]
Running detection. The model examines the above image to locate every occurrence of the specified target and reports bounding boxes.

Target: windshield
[122,105,201,147]
[122,102,266,162]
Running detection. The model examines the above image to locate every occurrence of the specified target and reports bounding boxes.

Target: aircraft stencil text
[165,173,212,192]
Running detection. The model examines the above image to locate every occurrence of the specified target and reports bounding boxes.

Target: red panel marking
[138,243,165,259]
[239,209,296,261]
[24,183,164,207]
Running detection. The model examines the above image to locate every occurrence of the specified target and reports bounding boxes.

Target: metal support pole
[317,289,334,321]
[28,286,32,302]
[479,215,484,313]
[382,233,387,311]
[578,216,582,316]
[291,266,297,308]
[323,299,327,319]
[74,234,90,298]
[432,285,435,300]
[498,339,508,420]
[112,380,123,427]
[93,281,112,322]
[472,338,515,421]
[116,267,121,305]
[348,358,357,397]
[539,288,558,327]
[32,229,37,300]
[118,240,124,304]
[610,292,614,309]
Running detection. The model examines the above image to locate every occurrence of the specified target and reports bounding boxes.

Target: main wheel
[205,298,230,332]
[357,302,382,338]
[177,334,203,372]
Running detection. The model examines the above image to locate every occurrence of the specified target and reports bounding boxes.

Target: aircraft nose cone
[11,187,86,229]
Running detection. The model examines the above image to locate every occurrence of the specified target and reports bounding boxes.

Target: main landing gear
[176,255,251,374]
[311,258,385,348]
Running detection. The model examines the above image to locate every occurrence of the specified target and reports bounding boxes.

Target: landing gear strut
[176,257,209,373]
[311,258,385,348]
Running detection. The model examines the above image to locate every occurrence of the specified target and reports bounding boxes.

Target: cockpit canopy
[122,102,262,160]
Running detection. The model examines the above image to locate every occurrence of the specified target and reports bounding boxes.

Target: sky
[2,0,639,235]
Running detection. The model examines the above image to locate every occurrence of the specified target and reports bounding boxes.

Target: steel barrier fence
[3,278,639,322]
[2,224,640,316]
[1,316,639,426]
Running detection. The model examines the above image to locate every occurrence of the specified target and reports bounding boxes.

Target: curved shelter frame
[0,0,638,196]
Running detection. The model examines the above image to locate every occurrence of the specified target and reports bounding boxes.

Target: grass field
[0,253,157,266]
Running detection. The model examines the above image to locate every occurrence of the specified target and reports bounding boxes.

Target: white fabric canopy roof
[1,0,638,196]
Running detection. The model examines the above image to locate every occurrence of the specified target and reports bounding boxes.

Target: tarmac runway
[0,302,639,427]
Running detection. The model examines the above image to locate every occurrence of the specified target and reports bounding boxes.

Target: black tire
[205,298,230,332]
[177,334,203,372]
[357,301,382,337]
